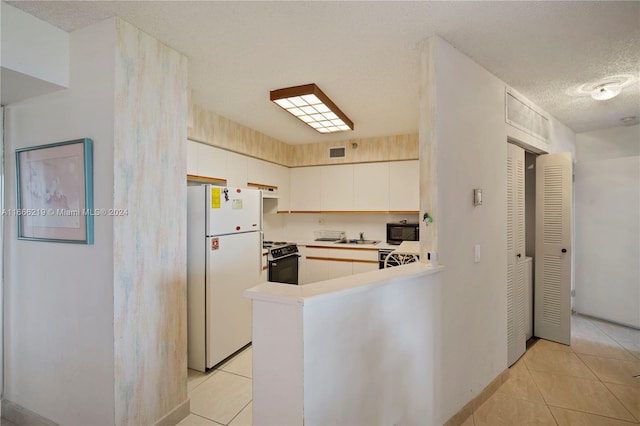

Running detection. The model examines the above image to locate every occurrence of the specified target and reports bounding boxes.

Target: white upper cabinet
[354,162,389,211]
[321,164,354,211]
[246,157,268,186]
[274,165,290,212]
[226,151,248,188]
[289,160,419,213]
[187,140,199,176]
[389,160,419,212]
[290,166,322,211]
[187,141,417,213]
[187,140,228,181]
[199,144,228,181]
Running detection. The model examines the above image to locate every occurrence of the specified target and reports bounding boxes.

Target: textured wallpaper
[290,134,418,166]
[189,104,291,165]
[113,19,188,425]
[188,104,418,167]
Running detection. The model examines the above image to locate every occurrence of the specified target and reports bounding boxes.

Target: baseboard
[442,368,510,426]
[154,398,190,426]
[2,399,58,426]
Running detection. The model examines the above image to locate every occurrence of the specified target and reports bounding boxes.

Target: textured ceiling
[8,1,640,144]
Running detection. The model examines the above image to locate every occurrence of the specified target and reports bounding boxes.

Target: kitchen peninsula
[244,261,444,425]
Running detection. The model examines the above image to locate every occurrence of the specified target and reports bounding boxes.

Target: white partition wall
[247,266,443,425]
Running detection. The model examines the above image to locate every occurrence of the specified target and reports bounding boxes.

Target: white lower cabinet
[352,261,379,275]
[304,258,330,284]
[327,260,353,280]
[301,246,379,284]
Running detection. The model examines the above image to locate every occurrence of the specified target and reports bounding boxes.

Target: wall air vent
[506,88,550,142]
[329,147,346,159]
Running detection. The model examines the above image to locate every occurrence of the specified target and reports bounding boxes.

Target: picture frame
[16,138,94,244]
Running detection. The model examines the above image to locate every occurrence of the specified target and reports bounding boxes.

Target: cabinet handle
[561,248,567,253]
[517,253,522,258]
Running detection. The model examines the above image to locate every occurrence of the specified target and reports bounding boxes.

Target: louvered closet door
[535,153,572,345]
[507,144,526,366]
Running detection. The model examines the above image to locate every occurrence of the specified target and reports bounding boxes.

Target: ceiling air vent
[329,147,346,159]
[506,88,550,142]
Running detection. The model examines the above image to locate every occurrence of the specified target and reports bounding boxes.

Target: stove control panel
[270,245,299,259]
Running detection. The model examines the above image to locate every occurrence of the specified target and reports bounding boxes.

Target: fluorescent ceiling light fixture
[270,83,354,133]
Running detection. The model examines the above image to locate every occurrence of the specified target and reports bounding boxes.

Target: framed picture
[16,138,94,244]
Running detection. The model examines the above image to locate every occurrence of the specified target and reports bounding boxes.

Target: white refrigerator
[187,185,262,372]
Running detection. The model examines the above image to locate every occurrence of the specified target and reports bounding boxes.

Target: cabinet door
[227,151,248,188]
[199,144,228,181]
[187,140,199,176]
[274,164,290,212]
[321,164,354,211]
[290,166,322,211]
[389,160,419,212]
[327,260,353,279]
[247,157,266,186]
[353,261,379,275]
[305,258,329,284]
[354,162,389,211]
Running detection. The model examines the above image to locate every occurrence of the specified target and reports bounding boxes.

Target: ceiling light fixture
[591,83,622,101]
[569,74,637,100]
[270,83,354,134]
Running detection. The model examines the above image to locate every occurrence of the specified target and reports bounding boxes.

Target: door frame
[506,136,575,347]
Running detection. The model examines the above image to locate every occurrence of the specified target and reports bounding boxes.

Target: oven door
[268,254,300,285]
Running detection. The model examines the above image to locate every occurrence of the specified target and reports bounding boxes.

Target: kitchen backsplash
[263,212,419,243]
[188,103,418,167]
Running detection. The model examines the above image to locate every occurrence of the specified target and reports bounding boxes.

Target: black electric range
[263,241,300,285]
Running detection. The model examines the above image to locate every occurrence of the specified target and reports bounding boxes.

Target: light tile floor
[180,315,639,426]
[180,345,253,426]
[1,315,636,426]
[468,314,640,426]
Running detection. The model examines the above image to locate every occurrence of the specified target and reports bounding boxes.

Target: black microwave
[386,222,419,245]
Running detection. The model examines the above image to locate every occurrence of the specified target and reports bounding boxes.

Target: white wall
[3,16,189,425]
[1,3,69,104]
[424,36,577,423]
[0,2,69,85]
[302,271,442,425]
[575,125,640,328]
[427,36,509,423]
[3,19,116,425]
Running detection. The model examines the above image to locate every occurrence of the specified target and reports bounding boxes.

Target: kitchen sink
[335,240,381,245]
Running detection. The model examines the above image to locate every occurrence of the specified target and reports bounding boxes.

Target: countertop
[296,240,397,250]
[244,262,444,306]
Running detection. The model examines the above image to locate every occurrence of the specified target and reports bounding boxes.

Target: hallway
[466,314,640,425]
